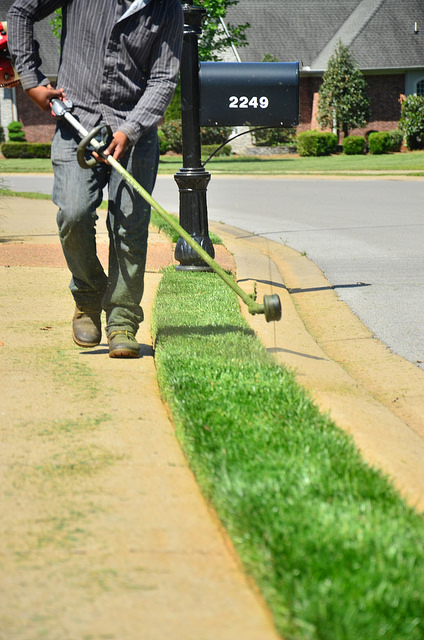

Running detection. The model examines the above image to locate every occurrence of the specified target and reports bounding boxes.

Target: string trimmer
[0,22,19,87]
[50,98,282,322]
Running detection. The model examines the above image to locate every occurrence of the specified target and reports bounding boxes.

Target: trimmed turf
[152,267,424,640]
[0,150,424,175]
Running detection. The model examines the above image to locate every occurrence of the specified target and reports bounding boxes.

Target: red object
[0,58,18,87]
[0,21,8,50]
[0,20,19,87]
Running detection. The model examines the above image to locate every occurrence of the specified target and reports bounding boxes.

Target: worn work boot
[72,307,102,348]
[108,330,140,358]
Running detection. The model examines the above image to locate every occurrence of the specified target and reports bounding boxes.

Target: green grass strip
[1,150,424,175]
[152,267,424,640]
[157,151,424,175]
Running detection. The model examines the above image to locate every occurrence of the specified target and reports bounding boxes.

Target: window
[417,79,424,96]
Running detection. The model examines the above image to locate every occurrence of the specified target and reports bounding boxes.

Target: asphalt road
[2,172,423,370]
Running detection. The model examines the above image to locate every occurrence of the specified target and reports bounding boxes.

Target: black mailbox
[199,61,299,128]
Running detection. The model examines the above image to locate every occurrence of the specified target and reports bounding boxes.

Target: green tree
[399,94,424,150]
[197,0,249,61]
[317,40,369,139]
[49,8,62,41]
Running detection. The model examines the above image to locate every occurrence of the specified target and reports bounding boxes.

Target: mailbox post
[174,0,215,270]
[174,1,300,270]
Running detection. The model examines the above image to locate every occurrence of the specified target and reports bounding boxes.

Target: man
[7,0,183,357]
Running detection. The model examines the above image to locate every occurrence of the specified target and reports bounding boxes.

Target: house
[225,0,424,136]
[0,0,59,142]
[1,0,423,142]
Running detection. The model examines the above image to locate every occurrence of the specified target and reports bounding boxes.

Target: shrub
[368,131,392,155]
[201,144,231,158]
[296,130,338,156]
[200,126,232,145]
[1,142,51,158]
[7,121,26,142]
[164,83,181,122]
[158,119,182,154]
[388,129,403,152]
[158,120,233,155]
[0,126,5,143]
[251,126,296,147]
[343,135,366,155]
[157,128,170,155]
[399,94,424,150]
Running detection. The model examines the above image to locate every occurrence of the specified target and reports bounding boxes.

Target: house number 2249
[228,96,270,109]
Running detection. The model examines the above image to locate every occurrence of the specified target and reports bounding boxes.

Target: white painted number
[229,96,269,109]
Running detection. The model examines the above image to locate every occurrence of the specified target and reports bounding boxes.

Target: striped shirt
[7,0,183,144]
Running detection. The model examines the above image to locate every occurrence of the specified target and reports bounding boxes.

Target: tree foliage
[49,8,62,41]
[317,40,369,138]
[197,0,249,61]
[399,94,424,150]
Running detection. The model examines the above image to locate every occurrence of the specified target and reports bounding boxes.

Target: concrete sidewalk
[1,196,424,639]
[0,198,280,640]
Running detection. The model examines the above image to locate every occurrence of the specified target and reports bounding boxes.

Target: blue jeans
[51,121,159,335]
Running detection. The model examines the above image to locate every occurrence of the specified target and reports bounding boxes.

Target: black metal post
[174,0,215,270]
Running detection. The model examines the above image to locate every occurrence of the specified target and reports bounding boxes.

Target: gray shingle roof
[2,0,422,76]
[0,0,60,78]
[226,0,424,71]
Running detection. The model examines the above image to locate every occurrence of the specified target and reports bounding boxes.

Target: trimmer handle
[76,123,113,169]
[50,97,74,119]
[50,97,112,169]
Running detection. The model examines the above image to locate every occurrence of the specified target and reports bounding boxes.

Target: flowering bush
[399,95,424,150]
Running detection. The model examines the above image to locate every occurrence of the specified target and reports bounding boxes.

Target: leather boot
[72,307,101,348]
[108,330,140,358]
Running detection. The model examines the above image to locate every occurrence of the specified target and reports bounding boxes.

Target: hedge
[1,142,51,159]
[343,135,366,155]
[251,126,296,147]
[388,130,403,152]
[368,132,392,155]
[158,119,233,155]
[296,130,338,157]
[201,144,231,158]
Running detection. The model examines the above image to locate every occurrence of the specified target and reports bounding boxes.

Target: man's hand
[26,84,65,111]
[103,131,129,161]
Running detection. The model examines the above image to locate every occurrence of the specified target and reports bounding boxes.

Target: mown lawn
[152,267,424,640]
[159,150,424,175]
[0,150,423,175]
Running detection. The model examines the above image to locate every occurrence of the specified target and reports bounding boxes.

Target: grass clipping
[152,267,424,640]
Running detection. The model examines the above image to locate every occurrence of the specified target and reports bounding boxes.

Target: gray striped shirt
[7,0,183,144]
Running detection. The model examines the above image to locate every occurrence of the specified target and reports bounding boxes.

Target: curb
[211,221,424,511]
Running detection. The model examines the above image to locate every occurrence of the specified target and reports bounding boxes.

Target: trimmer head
[263,294,282,322]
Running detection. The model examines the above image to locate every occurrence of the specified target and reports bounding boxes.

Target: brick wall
[298,76,322,132]
[354,73,404,135]
[298,73,405,136]
[16,85,56,142]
